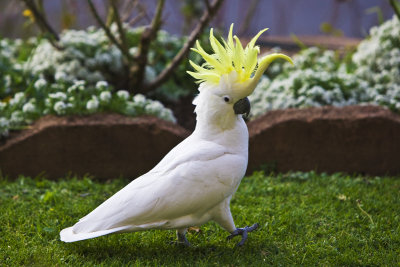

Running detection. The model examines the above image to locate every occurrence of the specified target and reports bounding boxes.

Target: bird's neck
[193,115,249,154]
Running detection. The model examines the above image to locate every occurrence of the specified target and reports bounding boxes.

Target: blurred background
[0,0,399,135]
[0,0,395,39]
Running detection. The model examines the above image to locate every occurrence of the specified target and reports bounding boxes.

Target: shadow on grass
[61,233,274,264]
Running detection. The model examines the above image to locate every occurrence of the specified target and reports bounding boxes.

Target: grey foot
[227,223,259,246]
[177,232,191,247]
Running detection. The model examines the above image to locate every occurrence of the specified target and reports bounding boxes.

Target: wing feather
[72,136,246,234]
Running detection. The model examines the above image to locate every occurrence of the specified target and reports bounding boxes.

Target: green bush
[352,15,400,110]
[249,15,400,118]
[25,25,207,102]
[0,25,217,138]
[0,23,221,138]
[0,38,36,99]
[0,78,176,138]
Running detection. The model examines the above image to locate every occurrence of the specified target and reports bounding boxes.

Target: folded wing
[61,136,246,242]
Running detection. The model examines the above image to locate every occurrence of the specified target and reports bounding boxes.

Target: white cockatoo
[60,24,292,246]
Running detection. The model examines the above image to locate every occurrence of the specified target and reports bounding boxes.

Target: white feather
[60,77,249,243]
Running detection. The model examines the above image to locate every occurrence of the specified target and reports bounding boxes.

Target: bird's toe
[227,223,259,246]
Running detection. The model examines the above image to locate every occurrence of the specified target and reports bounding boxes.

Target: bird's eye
[223,96,230,103]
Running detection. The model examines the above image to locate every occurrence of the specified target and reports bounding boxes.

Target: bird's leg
[211,198,259,246]
[176,228,191,247]
[227,223,259,246]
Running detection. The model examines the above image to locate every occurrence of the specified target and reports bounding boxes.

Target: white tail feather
[60,225,131,243]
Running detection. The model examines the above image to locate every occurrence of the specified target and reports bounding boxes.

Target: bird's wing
[72,137,247,234]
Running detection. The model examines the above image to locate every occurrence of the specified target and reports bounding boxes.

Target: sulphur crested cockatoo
[60,24,292,246]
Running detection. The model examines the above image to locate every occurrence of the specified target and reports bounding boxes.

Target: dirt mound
[247,105,400,175]
[0,114,189,180]
[1,106,399,179]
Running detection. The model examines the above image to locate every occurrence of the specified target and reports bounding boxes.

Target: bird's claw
[227,223,259,246]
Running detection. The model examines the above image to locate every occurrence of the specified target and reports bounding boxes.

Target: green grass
[0,171,399,266]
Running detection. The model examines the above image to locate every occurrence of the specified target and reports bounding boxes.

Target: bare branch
[120,0,145,26]
[131,0,165,91]
[109,0,128,53]
[137,3,151,23]
[128,11,145,27]
[203,0,211,13]
[21,0,62,50]
[143,0,224,92]
[389,0,400,21]
[87,0,134,63]
[105,1,115,27]
[121,0,139,22]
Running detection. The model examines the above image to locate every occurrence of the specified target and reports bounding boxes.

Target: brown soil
[2,105,400,179]
[247,105,400,175]
[0,113,189,180]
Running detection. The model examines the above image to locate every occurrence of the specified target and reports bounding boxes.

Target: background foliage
[249,15,400,118]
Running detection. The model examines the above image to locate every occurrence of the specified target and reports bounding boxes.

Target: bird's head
[188,24,293,130]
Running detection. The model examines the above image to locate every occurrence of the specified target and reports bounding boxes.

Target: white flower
[129,47,138,56]
[0,102,6,111]
[55,71,68,81]
[133,94,146,104]
[99,91,112,102]
[49,92,67,101]
[0,117,9,128]
[74,80,86,90]
[45,98,52,107]
[145,66,156,82]
[145,100,164,114]
[0,118,10,132]
[10,111,24,124]
[96,81,109,90]
[4,75,11,87]
[160,109,176,123]
[54,101,67,115]
[14,63,22,70]
[96,53,112,64]
[34,78,47,90]
[9,92,25,106]
[117,90,129,100]
[22,102,36,113]
[86,97,99,111]
[67,85,77,94]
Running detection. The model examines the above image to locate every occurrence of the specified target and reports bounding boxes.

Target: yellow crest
[188,24,268,84]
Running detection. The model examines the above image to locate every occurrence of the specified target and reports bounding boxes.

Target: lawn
[0,171,399,266]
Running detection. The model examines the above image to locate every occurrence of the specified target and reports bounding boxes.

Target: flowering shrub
[0,79,176,138]
[25,26,124,85]
[250,15,400,118]
[148,30,207,101]
[0,38,36,99]
[249,48,368,117]
[24,25,204,101]
[1,25,201,138]
[352,15,400,110]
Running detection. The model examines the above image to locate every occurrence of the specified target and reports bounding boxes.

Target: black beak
[233,97,251,118]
